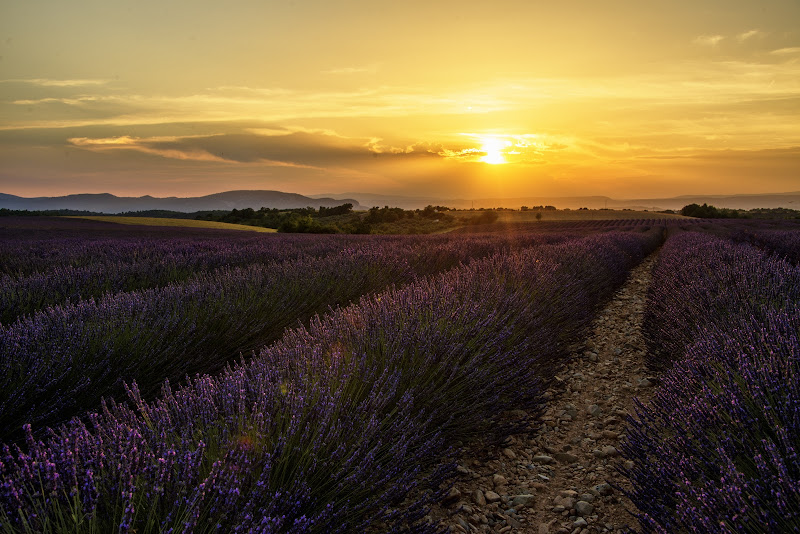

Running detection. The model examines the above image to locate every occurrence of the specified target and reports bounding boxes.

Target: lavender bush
[642,231,800,370]
[623,230,800,532]
[747,229,800,264]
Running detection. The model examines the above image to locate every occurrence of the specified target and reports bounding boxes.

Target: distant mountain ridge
[2,190,798,213]
[0,190,363,213]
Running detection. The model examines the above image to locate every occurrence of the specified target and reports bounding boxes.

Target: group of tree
[194,203,479,233]
[364,205,453,224]
[196,204,355,230]
[680,203,800,220]
[680,203,744,219]
[521,205,556,211]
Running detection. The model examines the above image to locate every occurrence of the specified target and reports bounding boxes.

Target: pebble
[443,487,461,506]
[601,446,619,457]
[554,496,575,509]
[511,494,536,508]
[493,474,508,487]
[484,491,501,503]
[553,452,579,464]
[574,501,594,517]
[574,517,589,528]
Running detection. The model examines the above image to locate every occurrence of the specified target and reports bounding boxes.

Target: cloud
[737,29,763,42]
[694,35,725,47]
[9,61,798,136]
[12,96,100,106]
[65,130,447,168]
[0,78,110,87]
[770,47,800,55]
[322,64,381,75]
[0,84,512,132]
[67,135,230,163]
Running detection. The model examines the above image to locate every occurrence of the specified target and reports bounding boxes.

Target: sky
[1,0,799,200]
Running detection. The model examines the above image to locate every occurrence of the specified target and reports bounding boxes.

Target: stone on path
[574,500,594,516]
[484,490,501,503]
[553,452,579,464]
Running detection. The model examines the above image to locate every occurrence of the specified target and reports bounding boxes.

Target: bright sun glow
[480,137,511,164]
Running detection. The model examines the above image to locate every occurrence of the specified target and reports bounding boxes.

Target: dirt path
[429,250,660,534]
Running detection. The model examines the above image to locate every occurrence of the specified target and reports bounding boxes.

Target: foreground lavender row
[623,231,800,532]
[0,229,661,533]
[1,230,571,439]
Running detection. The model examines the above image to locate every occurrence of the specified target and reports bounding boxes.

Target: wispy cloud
[68,135,230,162]
[1,78,110,87]
[769,47,800,55]
[65,130,479,169]
[694,34,725,47]
[1,85,511,130]
[12,96,101,106]
[322,64,381,75]
[737,29,763,42]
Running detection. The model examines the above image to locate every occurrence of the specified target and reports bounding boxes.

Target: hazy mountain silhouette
[2,190,798,213]
[0,190,362,213]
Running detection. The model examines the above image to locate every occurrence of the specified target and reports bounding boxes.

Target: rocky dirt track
[429,251,660,534]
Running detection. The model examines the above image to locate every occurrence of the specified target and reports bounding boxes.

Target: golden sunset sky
[1,0,799,200]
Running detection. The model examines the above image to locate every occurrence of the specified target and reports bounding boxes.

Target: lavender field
[1,216,799,533]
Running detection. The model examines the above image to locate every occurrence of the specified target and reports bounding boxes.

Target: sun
[480,137,511,164]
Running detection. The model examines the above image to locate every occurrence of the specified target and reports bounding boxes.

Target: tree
[318,203,353,217]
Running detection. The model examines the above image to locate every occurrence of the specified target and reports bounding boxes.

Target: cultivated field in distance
[68,215,279,232]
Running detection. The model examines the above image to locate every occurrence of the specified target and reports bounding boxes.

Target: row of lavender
[673,218,800,264]
[0,234,359,325]
[0,230,568,440]
[0,229,662,533]
[0,221,574,326]
[453,220,678,234]
[622,231,800,532]
[737,227,800,264]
